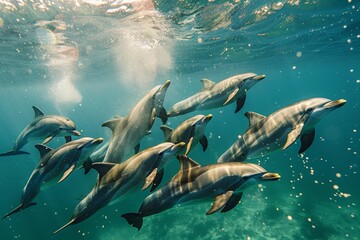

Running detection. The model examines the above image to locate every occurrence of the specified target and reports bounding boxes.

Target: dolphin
[167,73,265,117]
[2,137,103,219]
[121,154,280,230]
[89,140,109,162]
[102,80,170,163]
[0,106,81,157]
[53,142,185,234]
[217,98,347,163]
[160,114,213,155]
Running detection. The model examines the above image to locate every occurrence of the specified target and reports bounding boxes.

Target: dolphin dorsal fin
[244,111,266,126]
[35,144,52,158]
[160,125,173,140]
[177,154,201,171]
[91,162,117,179]
[32,106,44,118]
[201,79,215,91]
[101,117,124,132]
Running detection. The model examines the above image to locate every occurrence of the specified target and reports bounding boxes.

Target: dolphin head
[239,163,281,189]
[298,98,346,129]
[191,114,212,142]
[77,137,104,156]
[153,80,170,111]
[195,114,213,126]
[235,73,265,92]
[57,116,81,136]
[157,141,186,166]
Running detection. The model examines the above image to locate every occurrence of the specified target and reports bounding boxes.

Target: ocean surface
[0,0,359,239]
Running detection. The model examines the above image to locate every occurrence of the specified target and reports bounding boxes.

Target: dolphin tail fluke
[2,202,36,219]
[121,213,143,231]
[0,150,30,157]
[52,219,75,235]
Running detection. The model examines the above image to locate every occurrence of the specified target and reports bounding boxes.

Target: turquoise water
[0,0,359,239]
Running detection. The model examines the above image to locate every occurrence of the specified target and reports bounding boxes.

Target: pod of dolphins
[0,73,346,234]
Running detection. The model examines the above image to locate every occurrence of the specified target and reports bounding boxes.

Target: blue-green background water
[0,0,359,239]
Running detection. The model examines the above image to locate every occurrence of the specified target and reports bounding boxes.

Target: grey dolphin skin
[53,142,185,234]
[122,154,280,230]
[0,106,81,157]
[89,140,109,162]
[167,73,265,117]
[217,98,347,163]
[2,137,103,219]
[102,80,170,163]
[160,114,213,155]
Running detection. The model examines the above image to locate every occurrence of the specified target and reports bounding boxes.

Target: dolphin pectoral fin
[58,148,82,182]
[3,202,37,219]
[221,192,243,213]
[43,129,60,144]
[122,213,143,231]
[143,168,158,191]
[32,106,44,118]
[52,219,76,235]
[42,135,54,144]
[199,136,208,152]
[149,108,157,127]
[299,128,315,154]
[235,94,246,113]
[0,150,30,157]
[58,164,76,183]
[150,168,164,192]
[224,88,239,106]
[134,143,140,154]
[206,191,234,215]
[65,136,72,143]
[185,137,194,155]
[283,123,304,150]
[158,107,168,124]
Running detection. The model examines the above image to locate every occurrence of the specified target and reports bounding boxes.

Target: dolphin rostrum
[2,137,103,219]
[160,114,212,155]
[167,73,265,117]
[102,80,170,163]
[53,142,185,234]
[217,98,347,163]
[122,154,280,230]
[0,106,81,157]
